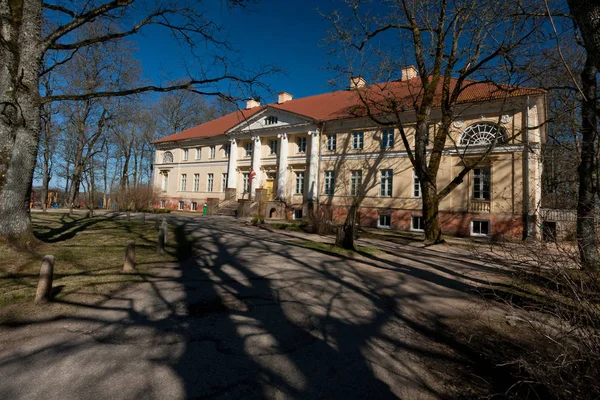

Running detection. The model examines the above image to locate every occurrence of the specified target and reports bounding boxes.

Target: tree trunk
[577,57,599,270]
[335,203,358,251]
[422,182,443,244]
[0,1,43,243]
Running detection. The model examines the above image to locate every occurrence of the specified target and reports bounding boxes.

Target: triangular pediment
[226,107,315,134]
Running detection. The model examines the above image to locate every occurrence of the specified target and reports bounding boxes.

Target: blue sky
[134,0,342,106]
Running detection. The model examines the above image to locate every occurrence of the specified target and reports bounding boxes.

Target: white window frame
[352,131,364,150]
[350,170,362,196]
[294,208,303,220]
[209,145,216,159]
[183,149,188,161]
[224,144,230,158]
[413,170,421,198]
[163,151,173,163]
[245,142,253,157]
[180,174,187,191]
[380,169,393,197]
[324,171,335,195]
[243,173,250,193]
[162,173,168,192]
[160,200,166,208]
[297,136,307,153]
[207,173,214,192]
[222,173,227,192]
[378,214,391,229]
[295,171,305,195]
[326,134,336,151]
[473,168,491,200]
[411,216,424,232]
[269,140,278,155]
[471,220,490,237]
[178,201,184,210]
[191,202,197,211]
[382,129,394,149]
[193,173,199,192]
[195,147,201,160]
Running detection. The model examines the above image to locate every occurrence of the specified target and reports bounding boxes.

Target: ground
[0,213,518,399]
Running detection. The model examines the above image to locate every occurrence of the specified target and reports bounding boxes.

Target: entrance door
[265,179,275,200]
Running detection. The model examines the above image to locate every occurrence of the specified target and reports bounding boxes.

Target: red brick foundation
[328,205,524,240]
[155,197,208,212]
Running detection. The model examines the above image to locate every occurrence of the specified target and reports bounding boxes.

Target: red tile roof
[154,77,544,144]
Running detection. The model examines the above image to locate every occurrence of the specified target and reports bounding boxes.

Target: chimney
[246,98,260,109]
[277,92,293,104]
[401,65,418,81]
[349,76,366,90]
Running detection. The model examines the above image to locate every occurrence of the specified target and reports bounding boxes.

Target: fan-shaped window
[163,151,173,163]
[460,123,506,146]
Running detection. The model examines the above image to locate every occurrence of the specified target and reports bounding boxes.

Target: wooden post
[161,218,168,243]
[35,255,55,304]
[123,240,135,272]
[158,229,165,254]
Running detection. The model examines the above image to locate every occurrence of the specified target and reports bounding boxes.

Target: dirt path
[0,216,507,399]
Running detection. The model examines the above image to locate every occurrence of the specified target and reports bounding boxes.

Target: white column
[226,138,237,189]
[251,135,261,197]
[276,133,288,199]
[307,129,320,201]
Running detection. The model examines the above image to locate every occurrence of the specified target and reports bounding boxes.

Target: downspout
[523,96,530,240]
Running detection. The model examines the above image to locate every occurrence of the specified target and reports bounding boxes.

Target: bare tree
[323,0,541,244]
[0,0,273,243]
[565,0,600,270]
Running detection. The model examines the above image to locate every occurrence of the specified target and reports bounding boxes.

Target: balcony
[469,200,491,213]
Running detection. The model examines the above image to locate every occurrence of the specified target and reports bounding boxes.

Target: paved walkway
[0,216,506,399]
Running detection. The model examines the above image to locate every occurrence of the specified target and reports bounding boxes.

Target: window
[222,173,227,192]
[294,208,303,220]
[382,129,394,149]
[163,151,173,163]
[350,170,362,196]
[324,171,335,195]
[295,172,305,194]
[195,148,201,160]
[380,169,393,197]
[180,174,187,191]
[352,132,364,149]
[243,173,250,192]
[471,220,490,236]
[265,116,278,125]
[413,170,421,198]
[178,201,184,210]
[193,174,199,192]
[191,202,197,211]
[297,136,307,153]
[162,173,168,192]
[183,149,188,161]
[378,214,391,228]
[209,146,215,159]
[207,173,214,192]
[245,142,253,157]
[224,144,230,158]
[160,200,166,208]
[411,216,424,231]
[460,123,507,146]
[326,134,336,151]
[269,140,278,155]
[473,168,491,200]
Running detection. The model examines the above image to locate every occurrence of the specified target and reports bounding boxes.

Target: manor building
[152,67,546,239]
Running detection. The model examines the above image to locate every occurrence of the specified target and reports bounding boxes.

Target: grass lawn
[0,213,178,323]
[295,240,381,258]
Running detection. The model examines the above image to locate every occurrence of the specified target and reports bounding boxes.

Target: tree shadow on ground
[0,216,551,399]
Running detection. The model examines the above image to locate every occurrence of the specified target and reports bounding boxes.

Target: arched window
[460,123,507,146]
[163,151,173,163]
